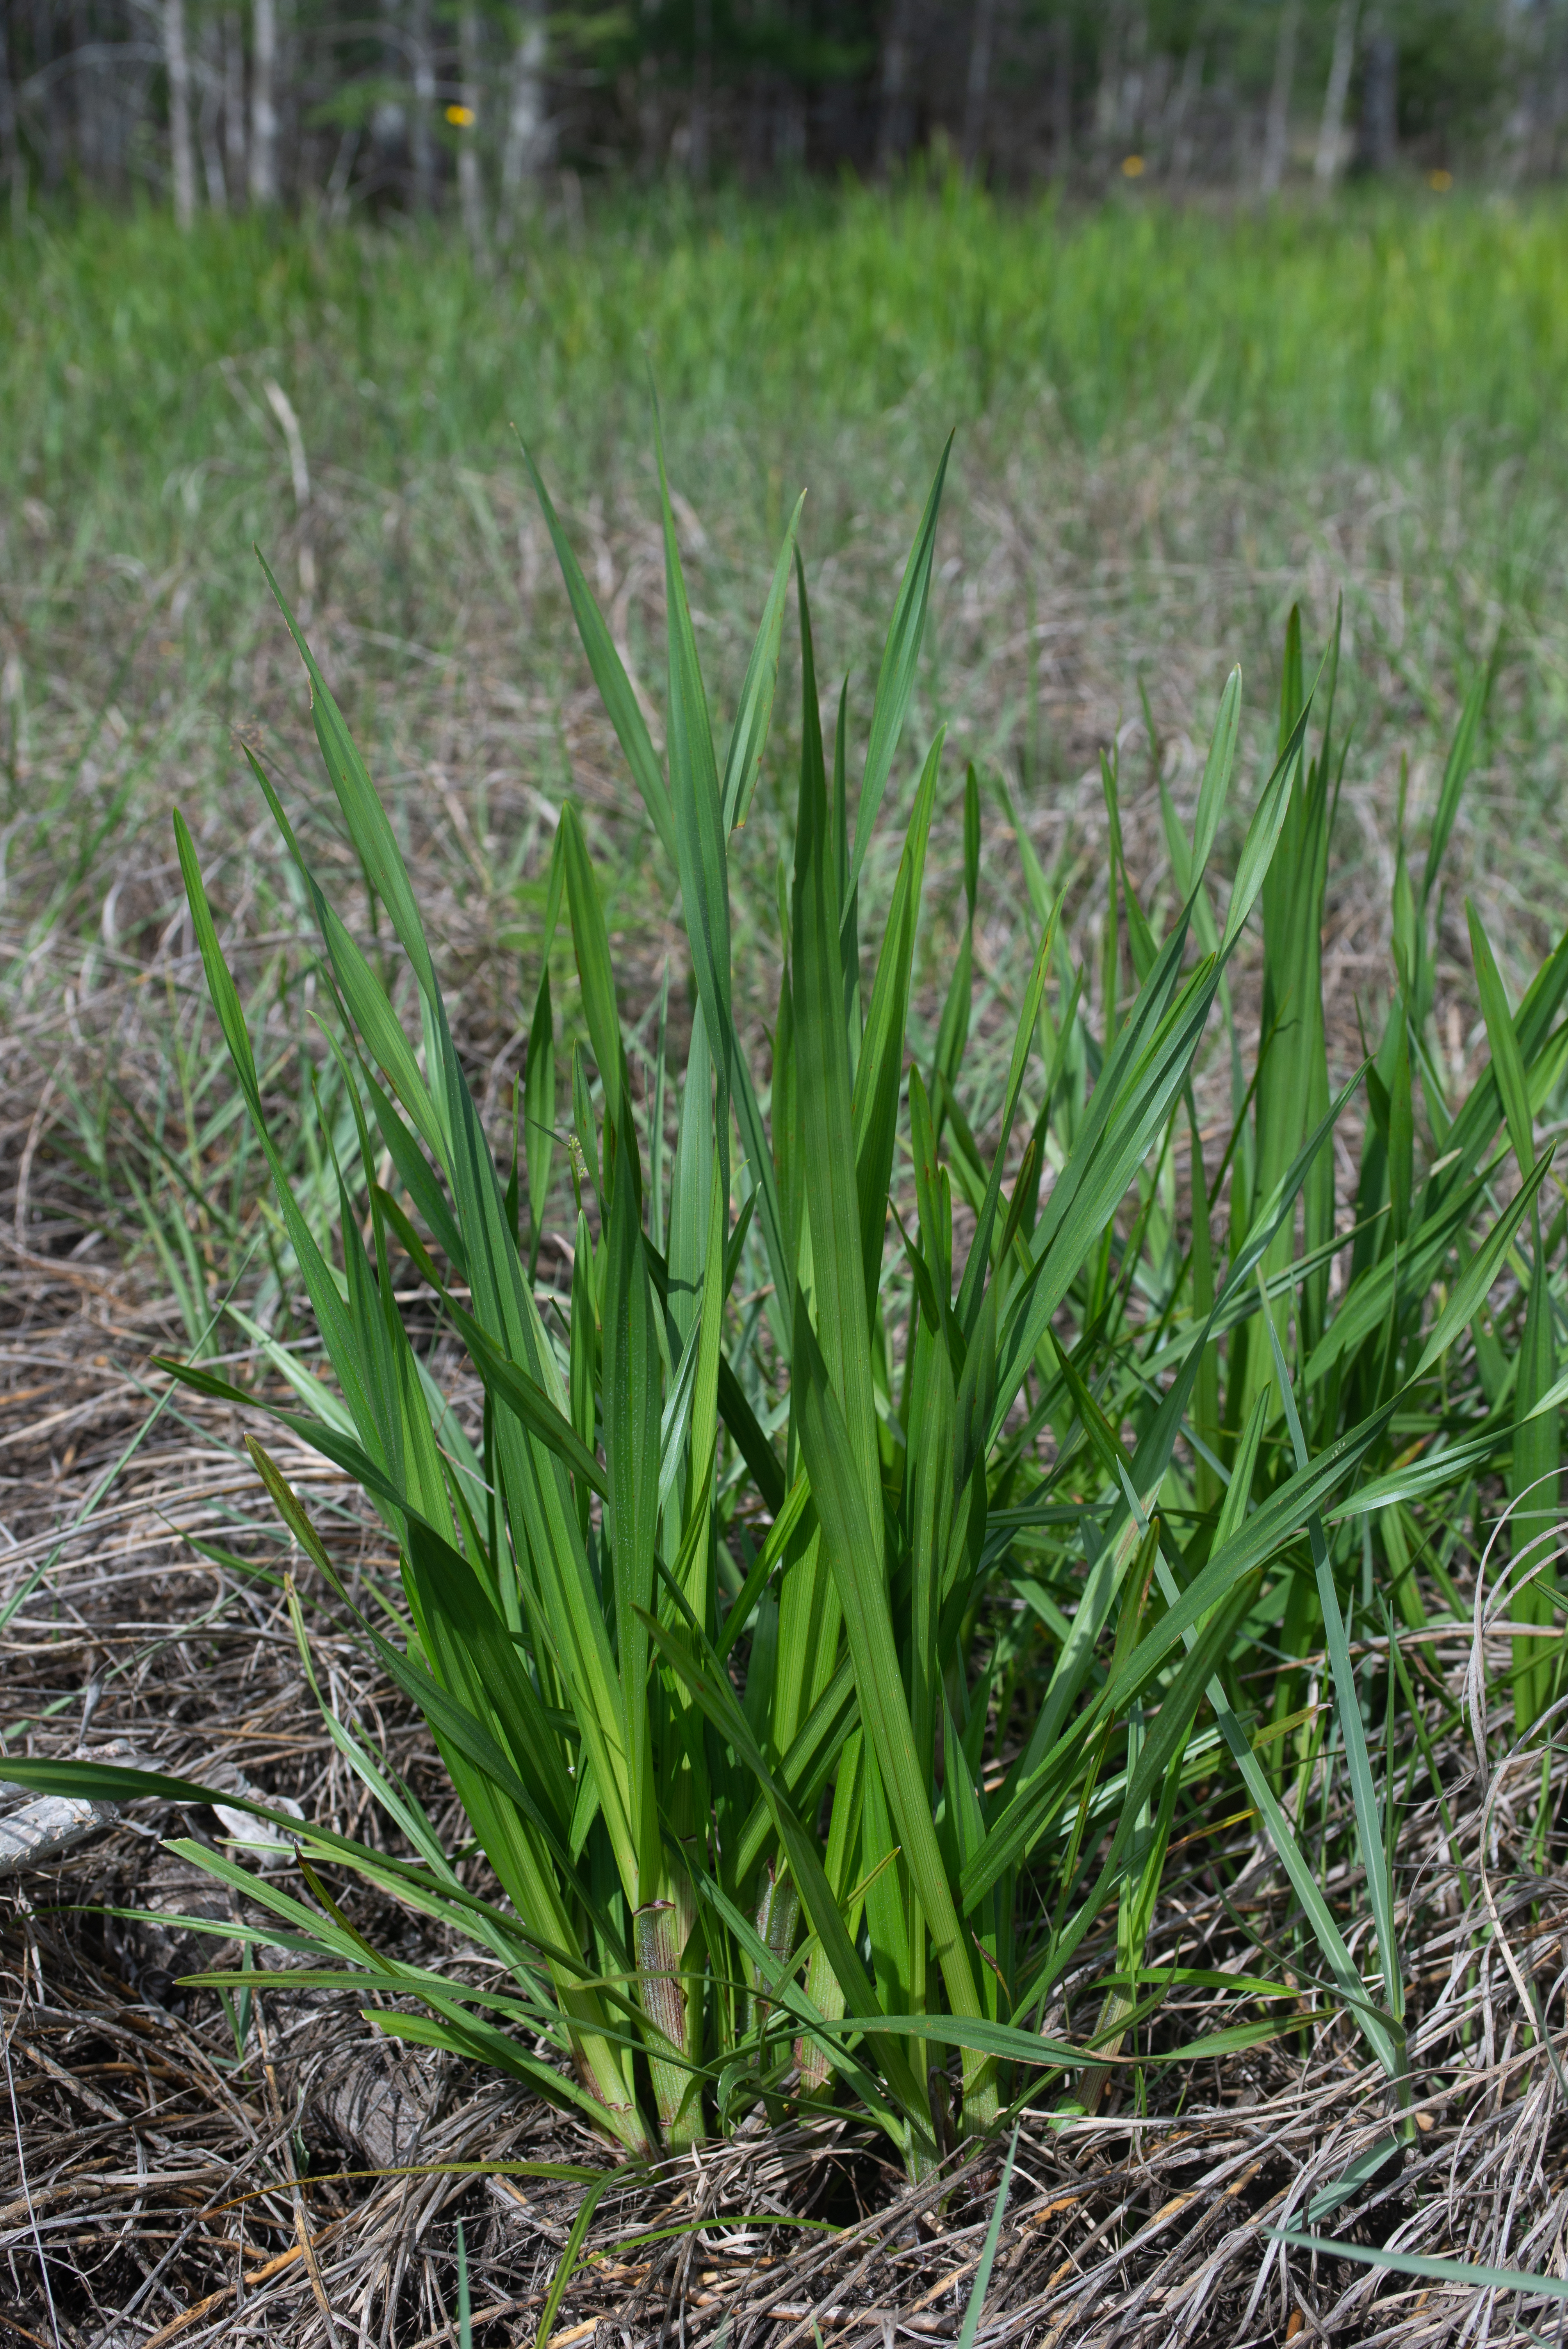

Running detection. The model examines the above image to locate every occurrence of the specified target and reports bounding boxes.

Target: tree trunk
[164,0,197,225]
[1539,8,1568,183]
[877,0,915,174]
[1260,0,1298,194]
[457,2,487,252]
[250,0,277,201]
[1122,5,1148,151]
[34,0,64,192]
[1314,0,1357,184]
[689,0,712,182]
[72,0,98,187]
[1050,9,1072,179]
[198,16,227,209]
[0,19,21,230]
[1359,18,1396,175]
[410,0,436,210]
[1167,41,1202,187]
[500,0,548,236]
[962,0,998,173]
[224,8,247,199]
[1094,5,1124,157]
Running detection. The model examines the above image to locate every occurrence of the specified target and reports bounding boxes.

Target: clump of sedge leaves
[13,433,1564,2183]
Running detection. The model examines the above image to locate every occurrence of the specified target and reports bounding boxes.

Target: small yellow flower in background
[1121,153,1146,178]
[446,103,475,127]
[1429,168,1453,191]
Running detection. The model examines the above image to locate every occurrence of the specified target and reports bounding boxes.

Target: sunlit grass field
[10,181,1568,506]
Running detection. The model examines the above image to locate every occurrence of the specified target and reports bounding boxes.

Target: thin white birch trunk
[250,0,278,202]
[1094,7,1125,155]
[962,0,999,171]
[199,18,228,210]
[164,0,197,226]
[1360,12,1396,174]
[0,30,21,229]
[1261,0,1299,194]
[457,1,487,253]
[1314,0,1358,184]
[73,0,100,185]
[500,0,549,239]
[225,8,247,199]
[410,0,436,210]
[689,0,712,182]
[877,0,915,173]
[1167,41,1202,186]
[1050,9,1072,178]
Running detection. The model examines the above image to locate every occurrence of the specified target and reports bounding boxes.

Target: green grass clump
[11,425,1568,2178]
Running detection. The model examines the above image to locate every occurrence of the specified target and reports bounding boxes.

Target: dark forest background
[0,0,1559,236]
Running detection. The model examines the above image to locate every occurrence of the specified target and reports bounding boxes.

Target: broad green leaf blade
[791,554,878,1508]
[1422,927,1568,1222]
[1270,2230,1568,2306]
[955,909,1055,1339]
[852,730,943,1324]
[973,1397,1404,1914]
[1414,1149,1552,1379]
[602,1118,663,1864]
[173,811,384,1448]
[845,435,953,910]
[1510,1204,1559,1731]
[908,1318,955,1791]
[1423,666,1489,906]
[1221,697,1312,954]
[1257,1278,1408,2083]
[246,750,445,1154]
[791,1307,984,2035]
[1192,666,1242,879]
[722,490,807,833]
[561,804,627,1120]
[651,444,791,1341]
[524,963,556,1265]
[256,552,440,1012]
[994,923,1211,1423]
[955,2132,1017,2349]
[657,431,732,1132]
[1467,899,1533,1175]
[368,1201,609,1498]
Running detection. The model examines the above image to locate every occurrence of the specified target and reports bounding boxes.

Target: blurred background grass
[14,185,1568,483]
[5,182,1568,1301]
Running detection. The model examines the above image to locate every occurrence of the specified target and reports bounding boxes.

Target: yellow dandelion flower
[446,103,475,128]
[1429,168,1453,192]
[1121,153,1145,178]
